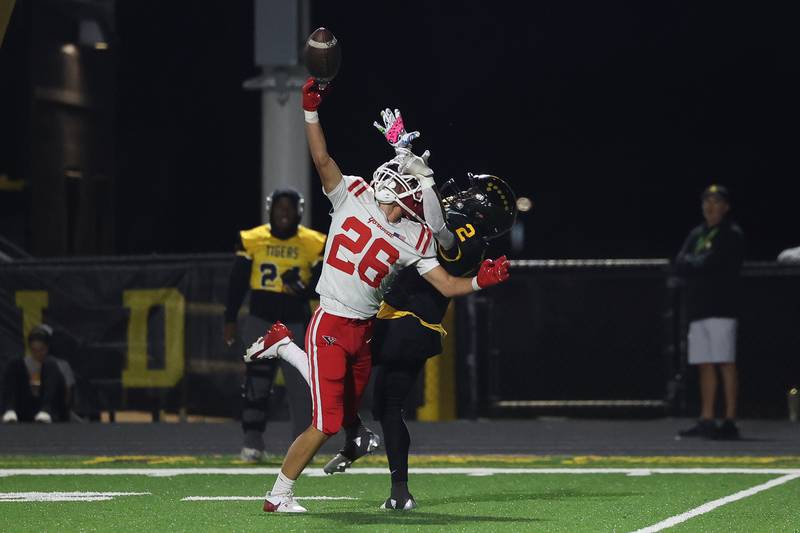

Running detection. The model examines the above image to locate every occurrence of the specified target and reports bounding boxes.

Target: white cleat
[34,411,52,424]
[2,410,18,423]
[239,447,266,463]
[244,322,293,363]
[263,492,308,513]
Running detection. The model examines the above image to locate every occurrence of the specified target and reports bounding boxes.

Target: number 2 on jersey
[326,216,400,288]
[259,263,277,287]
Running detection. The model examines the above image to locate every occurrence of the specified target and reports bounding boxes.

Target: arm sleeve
[422,186,455,250]
[224,238,253,322]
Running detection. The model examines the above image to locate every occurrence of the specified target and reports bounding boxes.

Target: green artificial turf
[1,460,799,532]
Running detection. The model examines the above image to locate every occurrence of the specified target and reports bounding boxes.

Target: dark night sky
[8,1,800,259]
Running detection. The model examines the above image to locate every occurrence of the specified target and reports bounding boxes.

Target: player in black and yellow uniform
[224,189,326,462]
[323,173,518,510]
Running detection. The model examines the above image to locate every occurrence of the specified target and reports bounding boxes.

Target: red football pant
[305,307,373,436]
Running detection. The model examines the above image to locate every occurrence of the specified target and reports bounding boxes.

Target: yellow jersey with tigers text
[239,224,326,293]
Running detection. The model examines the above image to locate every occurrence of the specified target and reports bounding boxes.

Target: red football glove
[302,77,330,112]
[476,255,510,289]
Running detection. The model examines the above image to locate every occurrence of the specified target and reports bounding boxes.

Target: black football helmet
[267,188,304,223]
[440,173,517,240]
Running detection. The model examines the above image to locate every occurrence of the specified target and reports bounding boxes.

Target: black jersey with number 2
[381,209,487,327]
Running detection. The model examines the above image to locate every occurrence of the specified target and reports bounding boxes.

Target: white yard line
[181,496,357,501]
[1,467,799,477]
[0,491,150,502]
[631,473,800,533]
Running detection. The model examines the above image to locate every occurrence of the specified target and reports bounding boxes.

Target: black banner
[0,254,244,418]
[4,256,799,420]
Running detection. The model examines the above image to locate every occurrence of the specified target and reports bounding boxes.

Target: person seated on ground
[2,324,75,423]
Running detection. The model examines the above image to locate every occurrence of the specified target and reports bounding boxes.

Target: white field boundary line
[181,496,357,501]
[0,492,150,502]
[1,467,800,477]
[631,472,800,533]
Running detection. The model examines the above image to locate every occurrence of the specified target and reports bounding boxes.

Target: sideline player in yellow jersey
[223,189,326,462]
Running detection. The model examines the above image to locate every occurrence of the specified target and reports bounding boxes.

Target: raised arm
[422,255,510,298]
[373,108,456,249]
[302,78,342,194]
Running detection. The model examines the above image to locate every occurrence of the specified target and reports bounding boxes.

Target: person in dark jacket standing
[675,184,744,439]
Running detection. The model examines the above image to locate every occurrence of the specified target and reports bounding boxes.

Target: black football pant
[371,358,425,484]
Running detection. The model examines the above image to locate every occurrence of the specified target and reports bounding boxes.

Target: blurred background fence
[1,256,799,421]
[458,260,800,420]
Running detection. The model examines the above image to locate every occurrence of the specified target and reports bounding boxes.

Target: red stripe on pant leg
[305,308,316,429]
[311,311,321,432]
[306,308,323,432]
[312,309,329,432]
[305,308,318,369]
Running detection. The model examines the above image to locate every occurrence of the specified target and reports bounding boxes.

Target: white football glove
[395,148,435,188]
[373,108,420,148]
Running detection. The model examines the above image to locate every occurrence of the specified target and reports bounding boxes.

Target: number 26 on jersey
[326,216,399,288]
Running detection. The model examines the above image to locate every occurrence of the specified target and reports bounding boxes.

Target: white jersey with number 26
[315,175,439,319]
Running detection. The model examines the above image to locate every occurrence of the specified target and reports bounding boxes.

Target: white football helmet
[371,157,425,222]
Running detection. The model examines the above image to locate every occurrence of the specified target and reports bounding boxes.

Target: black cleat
[323,426,381,475]
[381,494,417,511]
[713,420,741,440]
[677,419,717,439]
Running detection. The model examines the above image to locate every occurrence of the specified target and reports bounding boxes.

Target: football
[303,27,341,86]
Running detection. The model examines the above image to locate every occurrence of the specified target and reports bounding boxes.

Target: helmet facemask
[371,159,425,223]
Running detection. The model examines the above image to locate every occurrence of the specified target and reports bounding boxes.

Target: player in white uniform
[314,172,440,319]
[250,78,511,513]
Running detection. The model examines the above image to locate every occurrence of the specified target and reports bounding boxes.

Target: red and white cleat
[263,492,308,513]
[244,322,293,363]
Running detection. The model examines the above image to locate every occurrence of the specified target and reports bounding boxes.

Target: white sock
[270,471,296,497]
[277,341,310,384]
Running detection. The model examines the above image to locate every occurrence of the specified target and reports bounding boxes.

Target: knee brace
[241,363,276,432]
